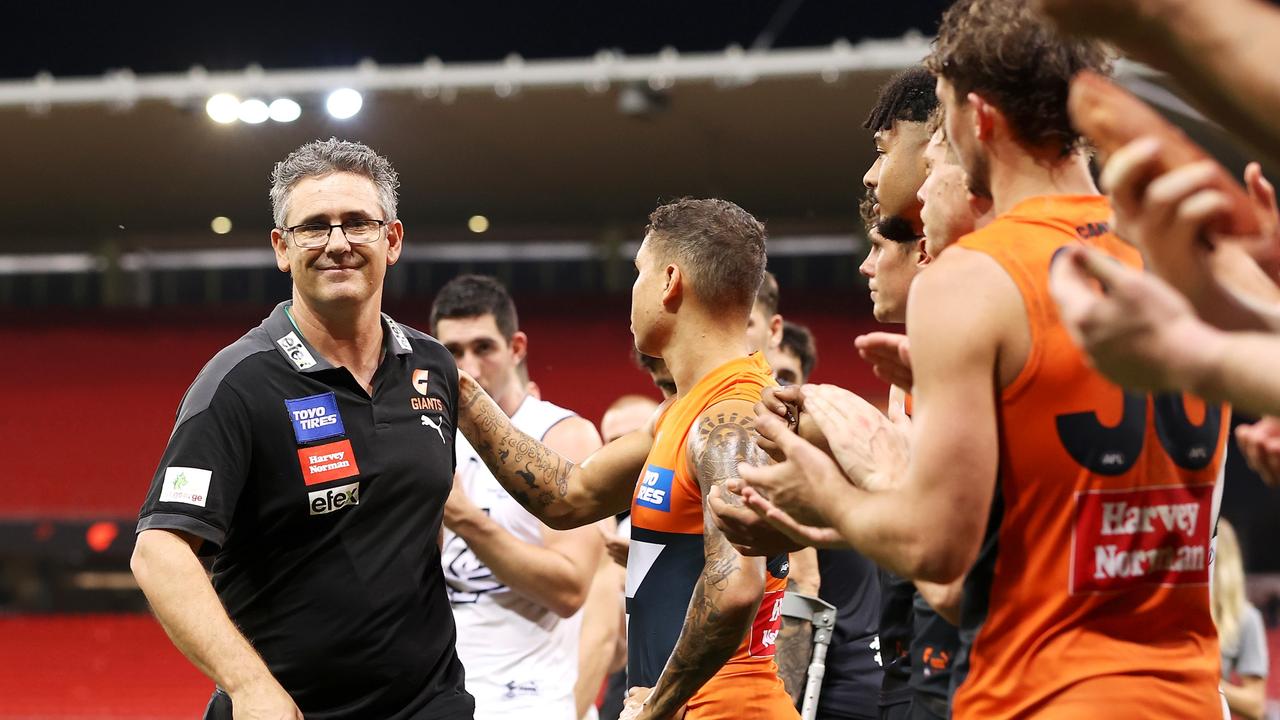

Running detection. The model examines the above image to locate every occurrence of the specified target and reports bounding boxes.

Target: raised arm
[634,399,770,720]
[1039,0,1280,167]
[455,371,652,529]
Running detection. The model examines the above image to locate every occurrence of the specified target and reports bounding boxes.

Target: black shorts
[878,702,910,720]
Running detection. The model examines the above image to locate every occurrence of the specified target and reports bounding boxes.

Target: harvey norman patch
[285,392,345,444]
[297,439,360,486]
[160,466,212,507]
[1070,483,1214,594]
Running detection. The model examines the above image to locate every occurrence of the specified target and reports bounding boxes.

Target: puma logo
[421,414,447,443]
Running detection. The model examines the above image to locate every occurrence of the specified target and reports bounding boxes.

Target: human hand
[230,679,303,720]
[442,473,482,531]
[855,332,912,391]
[620,686,652,720]
[1049,244,1220,392]
[1033,0,1161,54]
[599,524,630,567]
[734,413,846,528]
[1243,161,1280,275]
[1236,416,1280,486]
[708,484,803,556]
[621,686,685,720]
[734,485,848,549]
[1102,139,1232,304]
[803,384,910,492]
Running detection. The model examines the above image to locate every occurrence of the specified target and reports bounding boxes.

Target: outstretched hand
[803,384,910,492]
[708,484,804,556]
[855,332,912,391]
[734,412,845,528]
[1236,416,1280,487]
[1049,244,1217,392]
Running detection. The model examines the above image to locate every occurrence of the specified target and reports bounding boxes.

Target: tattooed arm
[637,399,770,720]
[455,370,653,529]
[776,548,819,704]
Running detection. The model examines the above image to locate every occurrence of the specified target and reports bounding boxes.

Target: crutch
[780,592,838,720]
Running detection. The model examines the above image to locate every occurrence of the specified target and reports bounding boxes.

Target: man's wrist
[1168,318,1227,399]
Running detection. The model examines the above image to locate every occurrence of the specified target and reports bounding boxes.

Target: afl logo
[412,369,431,395]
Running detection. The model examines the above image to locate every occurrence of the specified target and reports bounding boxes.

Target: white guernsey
[444,395,583,719]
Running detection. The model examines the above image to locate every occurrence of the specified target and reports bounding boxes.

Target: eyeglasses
[281,219,389,249]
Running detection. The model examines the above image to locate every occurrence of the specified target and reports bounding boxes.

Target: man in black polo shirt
[131,138,472,719]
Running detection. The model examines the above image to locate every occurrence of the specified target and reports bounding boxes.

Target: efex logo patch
[297,439,360,486]
[285,392,345,443]
[309,482,360,516]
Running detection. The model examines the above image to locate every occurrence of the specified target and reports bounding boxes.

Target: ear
[271,229,291,273]
[661,264,683,309]
[916,237,932,267]
[967,92,995,142]
[509,331,529,364]
[385,220,404,265]
[768,313,784,349]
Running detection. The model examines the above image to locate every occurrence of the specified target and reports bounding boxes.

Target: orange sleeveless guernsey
[625,352,798,719]
[949,195,1228,719]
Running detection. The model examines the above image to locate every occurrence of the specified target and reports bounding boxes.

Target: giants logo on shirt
[409,368,445,412]
[1070,483,1214,594]
[636,465,674,512]
[296,440,360,485]
[285,392,345,443]
[749,589,786,657]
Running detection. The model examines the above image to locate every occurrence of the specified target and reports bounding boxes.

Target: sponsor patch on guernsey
[285,392,345,443]
[635,465,674,512]
[297,439,360,486]
[160,466,212,507]
[1070,483,1214,594]
[277,331,317,370]
[308,481,360,516]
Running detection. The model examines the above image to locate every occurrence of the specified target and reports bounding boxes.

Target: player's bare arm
[455,369,651,529]
[740,250,1006,584]
[775,547,819,702]
[132,529,302,718]
[444,415,605,616]
[1040,0,1280,167]
[636,399,770,719]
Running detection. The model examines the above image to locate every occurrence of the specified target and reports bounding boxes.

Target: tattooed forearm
[641,412,772,718]
[775,579,813,704]
[456,377,575,517]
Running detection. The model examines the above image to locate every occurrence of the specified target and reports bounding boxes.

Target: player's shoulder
[177,324,278,424]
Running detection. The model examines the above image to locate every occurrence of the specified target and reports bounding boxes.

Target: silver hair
[269,138,400,227]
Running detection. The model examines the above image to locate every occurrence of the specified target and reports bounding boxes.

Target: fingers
[854,331,908,354]
[1099,136,1162,213]
[1245,162,1277,216]
[1049,246,1112,344]
[751,411,806,455]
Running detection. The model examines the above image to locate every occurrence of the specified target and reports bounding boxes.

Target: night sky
[4,1,951,79]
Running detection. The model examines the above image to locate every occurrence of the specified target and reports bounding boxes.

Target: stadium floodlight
[205,93,240,124]
[211,216,233,234]
[238,98,270,124]
[268,98,301,122]
[326,88,363,119]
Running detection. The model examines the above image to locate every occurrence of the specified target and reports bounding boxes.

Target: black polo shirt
[137,301,473,720]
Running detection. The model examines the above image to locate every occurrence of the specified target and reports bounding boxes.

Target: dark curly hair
[864,66,938,134]
[926,0,1113,156]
